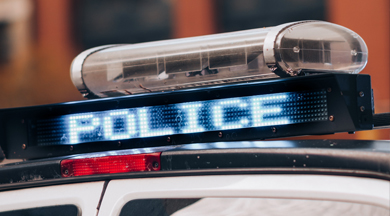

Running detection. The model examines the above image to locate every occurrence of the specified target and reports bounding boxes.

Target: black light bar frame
[0,73,373,159]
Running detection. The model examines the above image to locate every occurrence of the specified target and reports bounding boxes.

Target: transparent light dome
[71,20,368,98]
[264,21,368,76]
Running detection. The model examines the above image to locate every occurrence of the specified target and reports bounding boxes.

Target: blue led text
[67,93,295,144]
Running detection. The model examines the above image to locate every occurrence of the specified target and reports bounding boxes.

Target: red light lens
[61,152,161,177]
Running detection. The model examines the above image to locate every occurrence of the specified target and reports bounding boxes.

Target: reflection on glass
[120,198,388,216]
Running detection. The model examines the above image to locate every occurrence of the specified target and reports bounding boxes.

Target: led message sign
[34,90,327,146]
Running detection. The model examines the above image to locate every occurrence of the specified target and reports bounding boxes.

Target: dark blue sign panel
[36,90,327,146]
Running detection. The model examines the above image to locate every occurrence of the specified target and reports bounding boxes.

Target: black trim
[161,148,390,174]
[96,180,109,212]
[373,113,390,128]
[0,168,389,192]
[0,159,61,184]
[0,140,389,192]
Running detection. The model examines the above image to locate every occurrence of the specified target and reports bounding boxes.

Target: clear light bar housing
[71,20,368,98]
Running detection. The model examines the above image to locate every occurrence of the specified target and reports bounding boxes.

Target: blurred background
[0,0,388,140]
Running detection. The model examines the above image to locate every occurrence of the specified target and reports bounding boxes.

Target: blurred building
[0,0,388,139]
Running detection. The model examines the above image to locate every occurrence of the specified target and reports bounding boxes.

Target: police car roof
[0,139,389,192]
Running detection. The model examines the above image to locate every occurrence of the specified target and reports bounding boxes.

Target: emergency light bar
[0,73,373,159]
[71,21,368,98]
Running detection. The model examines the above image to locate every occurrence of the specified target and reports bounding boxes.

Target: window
[0,205,79,216]
[218,0,326,32]
[74,0,172,49]
[120,198,388,216]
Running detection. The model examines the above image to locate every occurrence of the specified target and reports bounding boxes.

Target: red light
[61,152,161,177]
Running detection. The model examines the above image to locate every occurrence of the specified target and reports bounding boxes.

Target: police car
[0,21,389,216]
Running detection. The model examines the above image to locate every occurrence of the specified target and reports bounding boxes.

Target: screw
[271,127,277,133]
[329,115,334,122]
[153,161,159,168]
[359,91,364,97]
[70,146,73,151]
[167,137,171,143]
[360,106,365,112]
[22,144,26,150]
[327,87,332,93]
[64,170,69,175]
[218,132,223,138]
